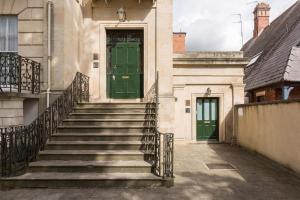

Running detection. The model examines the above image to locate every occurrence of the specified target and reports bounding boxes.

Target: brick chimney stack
[173,32,186,53]
[253,2,271,38]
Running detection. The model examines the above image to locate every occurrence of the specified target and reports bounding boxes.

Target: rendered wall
[173,52,246,142]
[236,100,300,173]
[51,0,84,91]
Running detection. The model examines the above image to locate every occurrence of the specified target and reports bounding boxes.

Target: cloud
[174,0,298,51]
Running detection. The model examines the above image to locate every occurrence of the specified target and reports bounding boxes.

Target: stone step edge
[47,141,155,145]
[74,107,148,110]
[58,126,155,129]
[0,173,161,181]
[63,119,154,122]
[77,102,149,105]
[52,133,155,136]
[29,160,152,167]
[39,150,154,155]
[70,113,153,115]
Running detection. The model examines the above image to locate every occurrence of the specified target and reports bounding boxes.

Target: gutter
[47,1,53,107]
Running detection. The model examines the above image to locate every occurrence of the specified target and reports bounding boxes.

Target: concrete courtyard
[1,143,300,200]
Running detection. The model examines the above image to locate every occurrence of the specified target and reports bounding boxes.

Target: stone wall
[236,100,300,173]
[0,98,24,127]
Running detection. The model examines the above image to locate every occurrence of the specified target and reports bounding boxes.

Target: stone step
[45,141,154,150]
[69,113,152,120]
[51,133,155,141]
[58,126,154,133]
[62,119,154,126]
[76,102,151,109]
[38,150,153,161]
[28,160,152,173]
[73,107,148,114]
[0,172,163,188]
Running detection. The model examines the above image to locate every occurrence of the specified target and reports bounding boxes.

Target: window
[0,16,18,52]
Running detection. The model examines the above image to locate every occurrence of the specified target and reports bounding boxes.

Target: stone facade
[0,0,45,127]
[0,97,24,127]
[173,52,247,142]
[0,0,247,142]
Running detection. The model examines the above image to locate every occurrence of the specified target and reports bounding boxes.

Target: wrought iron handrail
[145,72,174,179]
[0,72,89,177]
[0,52,41,94]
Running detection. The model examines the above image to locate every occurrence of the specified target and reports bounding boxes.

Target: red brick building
[242,2,300,102]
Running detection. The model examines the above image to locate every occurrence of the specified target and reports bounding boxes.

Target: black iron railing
[145,72,174,179]
[0,72,89,177]
[0,52,40,94]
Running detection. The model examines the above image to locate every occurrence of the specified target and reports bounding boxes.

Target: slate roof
[242,1,300,91]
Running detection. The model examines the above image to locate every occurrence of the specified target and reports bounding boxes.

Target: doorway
[196,98,219,141]
[106,30,144,99]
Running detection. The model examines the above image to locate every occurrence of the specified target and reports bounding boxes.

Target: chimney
[173,32,186,53]
[253,2,271,38]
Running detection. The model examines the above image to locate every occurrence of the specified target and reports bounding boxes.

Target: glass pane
[0,16,18,52]
[204,99,210,120]
[211,99,217,120]
[0,17,7,51]
[196,99,203,120]
[7,16,18,52]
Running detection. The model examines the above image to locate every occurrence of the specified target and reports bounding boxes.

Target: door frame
[196,97,219,141]
[191,93,225,142]
[99,23,148,102]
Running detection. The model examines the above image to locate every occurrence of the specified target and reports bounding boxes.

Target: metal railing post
[18,56,22,93]
[31,63,35,94]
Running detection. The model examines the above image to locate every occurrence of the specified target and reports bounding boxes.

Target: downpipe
[46,1,53,107]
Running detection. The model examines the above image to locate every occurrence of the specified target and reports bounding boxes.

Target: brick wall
[173,32,186,53]
[290,86,300,100]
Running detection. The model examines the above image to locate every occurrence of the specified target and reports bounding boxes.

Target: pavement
[1,142,300,200]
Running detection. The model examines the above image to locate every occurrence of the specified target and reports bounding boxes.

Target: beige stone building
[0,0,248,187]
[0,0,248,142]
[173,52,247,142]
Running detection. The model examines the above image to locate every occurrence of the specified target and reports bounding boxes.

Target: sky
[173,0,298,51]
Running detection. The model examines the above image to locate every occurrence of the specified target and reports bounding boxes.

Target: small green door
[196,98,219,140]
[108,42,142,99]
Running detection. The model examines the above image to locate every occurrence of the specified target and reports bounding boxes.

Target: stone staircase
[1,102,166,188]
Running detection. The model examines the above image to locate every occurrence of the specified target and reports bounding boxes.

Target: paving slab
[1,143,300,200]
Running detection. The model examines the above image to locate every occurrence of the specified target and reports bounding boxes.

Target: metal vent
[205,163,236,170]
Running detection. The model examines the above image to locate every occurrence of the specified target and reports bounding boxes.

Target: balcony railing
[0,72,89,177]
[0,52,40,94]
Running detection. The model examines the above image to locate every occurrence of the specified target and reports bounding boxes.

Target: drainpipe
[154,1,157,75]
[231,84,237,145]
[47,1,53,107]
[282,85,294,100]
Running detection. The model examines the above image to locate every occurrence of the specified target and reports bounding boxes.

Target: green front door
[107,30,143,99]
[196,98,219,140]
